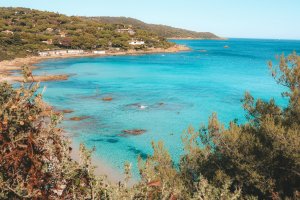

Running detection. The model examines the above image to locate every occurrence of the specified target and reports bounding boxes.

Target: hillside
[0,7,172,61]
[85,16,220,39]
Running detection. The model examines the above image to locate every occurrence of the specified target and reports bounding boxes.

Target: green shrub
[1,52,299,199]
[179,53,300,199]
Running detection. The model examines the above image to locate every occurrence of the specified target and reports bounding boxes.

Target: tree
[179,53,300,199]
[0,67,109,199]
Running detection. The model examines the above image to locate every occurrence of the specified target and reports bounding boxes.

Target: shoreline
[0,45,190,82]
[0,45,189,184]
[68,135,137,185]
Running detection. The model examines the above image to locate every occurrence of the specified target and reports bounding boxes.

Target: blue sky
[1,0,300,39]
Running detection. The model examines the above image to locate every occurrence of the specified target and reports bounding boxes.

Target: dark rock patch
[121,129,146,136]
[90,138,105,142]
[102,97,113,101]
[128,146,148,159]
[69,116,90,121]
[60,109,74,114]
[106,138,119,143]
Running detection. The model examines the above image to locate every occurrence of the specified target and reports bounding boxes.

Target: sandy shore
[68,137,137,185]
[0,45,190,82]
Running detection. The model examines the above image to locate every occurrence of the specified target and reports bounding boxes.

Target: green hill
[0,7,172,61]
[84,16,220,39]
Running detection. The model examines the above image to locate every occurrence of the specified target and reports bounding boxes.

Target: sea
[34,38,300,176]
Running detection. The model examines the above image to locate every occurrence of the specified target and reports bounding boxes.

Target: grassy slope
[0,7,172,60]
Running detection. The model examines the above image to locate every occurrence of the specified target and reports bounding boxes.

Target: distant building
[67,50,84,54]
[108,47,121,52]
[117,28,135,35]
[45,28,54,33]
[38,49,85,56]
[2,30,14,35]
[129,40,145,45]
[38,51,49,56]
[60,32,66,38]
[41,39,53,45]
[93,50,106,54]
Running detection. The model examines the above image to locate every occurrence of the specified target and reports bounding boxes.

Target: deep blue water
[35,39,300,175]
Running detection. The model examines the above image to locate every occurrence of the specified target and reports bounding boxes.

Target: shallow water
[35,39,300,175]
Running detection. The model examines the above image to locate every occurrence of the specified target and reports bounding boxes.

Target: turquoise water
[35,39,300,175]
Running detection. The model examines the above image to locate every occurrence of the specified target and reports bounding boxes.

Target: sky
[1,0,300,39]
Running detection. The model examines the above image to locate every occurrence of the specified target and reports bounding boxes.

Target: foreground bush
[0,68,110,199]
[179,53,300,199]
[1,53,299,199]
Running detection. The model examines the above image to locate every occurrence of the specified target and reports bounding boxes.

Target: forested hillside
[85,16,221,39]
[0,7,172,60]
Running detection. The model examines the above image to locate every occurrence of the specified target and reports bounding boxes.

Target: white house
[129,40,145,45]
[117,28,135,35]
[93,50,106,55]
[38,51,49,56]
[2,30,14,35]
[60,32,66,38]
[38,49,85,56]
[38,50,67,56]
[45,28,54,33]
[41,39,53,45]
[54,50,68,55]
[67,50,84,54]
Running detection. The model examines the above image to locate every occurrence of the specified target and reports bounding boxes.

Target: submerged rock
[121,129,147,136]
[8,74,71,82]
[69,116,90,121]
[139,105,148,109]
[60,109,74,114]
[125,103,148,110]
[102,97,113,101]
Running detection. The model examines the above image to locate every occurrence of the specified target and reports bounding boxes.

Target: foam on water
[35,39,300,175]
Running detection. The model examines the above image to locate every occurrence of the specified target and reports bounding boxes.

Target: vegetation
[1,51,299,199]
[179,53,300,199]
[85,16,221,39]
[0,7,173,61]
[0,67,238,199]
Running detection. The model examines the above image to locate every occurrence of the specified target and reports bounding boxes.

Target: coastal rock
[69,116,90,121]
